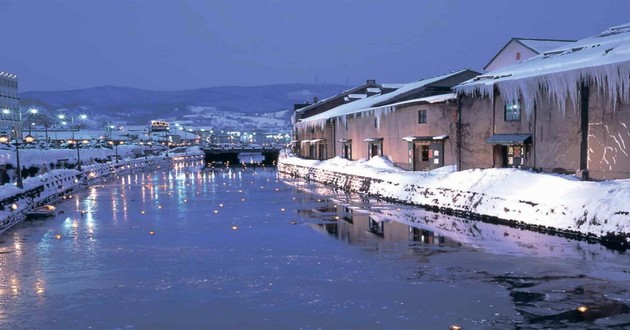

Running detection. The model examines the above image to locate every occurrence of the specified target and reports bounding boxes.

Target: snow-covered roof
[517,38,576,53]
[298,70,468,127]
[294,81,382,115]
[456,23,630,116]
[381,83,404,89]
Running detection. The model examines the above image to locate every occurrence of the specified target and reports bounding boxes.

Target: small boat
[26,205,57,220]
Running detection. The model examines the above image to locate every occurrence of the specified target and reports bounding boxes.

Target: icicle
[457,61,630,116]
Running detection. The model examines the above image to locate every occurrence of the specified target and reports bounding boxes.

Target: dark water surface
[0,163,628,329]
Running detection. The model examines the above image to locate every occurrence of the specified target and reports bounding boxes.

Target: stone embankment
[0,154,203,235]
[278,160,629,251]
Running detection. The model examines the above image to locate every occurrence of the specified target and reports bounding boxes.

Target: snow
[456,23,630,117]
[0,145,142,168]
[298,70,467,128]
[518,38,575,53]
[186,105,288,129]
[279,155,630,239]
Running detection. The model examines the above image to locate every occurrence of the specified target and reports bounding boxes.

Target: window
[374,118,378,128]
[505,103,520,121]
[418,110,427,124]
[505,101,521,121]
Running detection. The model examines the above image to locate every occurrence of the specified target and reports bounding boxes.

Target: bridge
[201,146,282,166]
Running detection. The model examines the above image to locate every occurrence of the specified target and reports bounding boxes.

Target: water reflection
[289,178,630,329]
[0,165,626,330]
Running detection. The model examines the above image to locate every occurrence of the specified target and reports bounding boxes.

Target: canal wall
[278,157,630,249]
[0,154,204,235]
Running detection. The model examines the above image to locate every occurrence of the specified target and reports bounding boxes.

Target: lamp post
[109,140,124,163]
[25,108,38,136]
[68,139,82,171]
[58,113,88,139]
[0,134,34,189]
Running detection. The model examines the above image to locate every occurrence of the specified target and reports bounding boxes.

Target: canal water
[0,162,628,329]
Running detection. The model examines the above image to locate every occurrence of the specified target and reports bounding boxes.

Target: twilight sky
[1,0,629,92]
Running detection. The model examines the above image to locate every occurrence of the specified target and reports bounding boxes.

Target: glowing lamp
[577,305,589,313]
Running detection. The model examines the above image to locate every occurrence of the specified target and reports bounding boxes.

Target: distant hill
[20,84,347,131]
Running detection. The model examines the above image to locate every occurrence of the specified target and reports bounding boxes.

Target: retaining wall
[278,161,629,250]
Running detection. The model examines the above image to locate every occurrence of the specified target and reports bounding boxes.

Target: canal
[0,162,628,329]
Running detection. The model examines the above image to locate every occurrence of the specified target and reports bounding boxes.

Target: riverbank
[278,155,630,249]
[0,147,205,235]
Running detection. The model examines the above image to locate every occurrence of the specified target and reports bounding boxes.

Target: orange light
[54,234,62,240]
[577,305,589,313]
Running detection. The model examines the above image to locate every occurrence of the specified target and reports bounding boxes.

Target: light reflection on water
[0,162,626,329]
[288,178,630,329]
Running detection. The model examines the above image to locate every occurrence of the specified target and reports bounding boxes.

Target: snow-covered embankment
[278,156,630,248]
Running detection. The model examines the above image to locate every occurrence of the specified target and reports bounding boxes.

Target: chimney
[313,96,319,103]
[366,79,376,85]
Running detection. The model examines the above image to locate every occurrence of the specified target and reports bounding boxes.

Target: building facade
[334,95,458,170]
[0,71,20,139]
[295,70,479,169]
[456,23,630,180]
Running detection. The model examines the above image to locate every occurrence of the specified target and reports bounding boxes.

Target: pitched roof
[294,80,381,115]
[517,38,576,53]
[299,69,474,126]
[456,23,630,115]
[483,38,576,71]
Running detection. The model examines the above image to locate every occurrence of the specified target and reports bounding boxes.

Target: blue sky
[1,0,629,92]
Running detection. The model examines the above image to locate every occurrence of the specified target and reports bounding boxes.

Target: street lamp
[109,140,124,163]
[67,139,82,171]
[26,108,38,136]
[0,134,34,189]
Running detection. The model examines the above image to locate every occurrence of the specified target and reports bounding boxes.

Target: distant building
[0,71,20,139]
[483,38,575,72]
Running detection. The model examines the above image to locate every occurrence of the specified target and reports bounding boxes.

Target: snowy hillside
[180,106,290,131]
[20,84,346,131]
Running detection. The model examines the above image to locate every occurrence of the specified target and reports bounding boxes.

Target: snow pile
[279,156,630,239]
